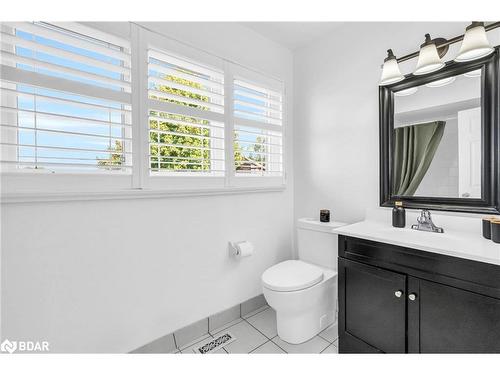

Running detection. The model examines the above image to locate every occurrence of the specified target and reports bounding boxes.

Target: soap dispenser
[392,201,406,228]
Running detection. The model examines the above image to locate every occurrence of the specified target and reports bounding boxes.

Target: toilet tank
[296,218,348,270]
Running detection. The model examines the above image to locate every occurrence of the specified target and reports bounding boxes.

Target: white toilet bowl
[262,259,337,344]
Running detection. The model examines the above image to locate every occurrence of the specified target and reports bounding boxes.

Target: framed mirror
[380,48,499,214]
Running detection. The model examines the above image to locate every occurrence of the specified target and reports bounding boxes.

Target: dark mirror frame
[379,48,500,214]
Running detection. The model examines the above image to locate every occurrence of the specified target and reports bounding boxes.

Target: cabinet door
[408,277,500,353]
[338,258,407,353]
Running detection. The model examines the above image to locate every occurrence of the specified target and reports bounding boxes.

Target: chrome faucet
[411,209,444,233]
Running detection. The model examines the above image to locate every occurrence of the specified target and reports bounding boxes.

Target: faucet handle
[417,209,428,223]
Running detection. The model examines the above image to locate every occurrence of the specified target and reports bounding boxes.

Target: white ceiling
[241,22,344,50]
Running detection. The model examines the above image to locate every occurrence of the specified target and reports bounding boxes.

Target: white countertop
[333,220,500,266]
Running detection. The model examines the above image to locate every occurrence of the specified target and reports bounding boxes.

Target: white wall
[293,22,500,223]
[0,22,294,353]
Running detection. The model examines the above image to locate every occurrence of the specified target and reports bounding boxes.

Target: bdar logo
[1,339,17,354]
[0,339,49,353]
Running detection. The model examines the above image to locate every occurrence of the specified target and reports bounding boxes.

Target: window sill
[0,185,287,204]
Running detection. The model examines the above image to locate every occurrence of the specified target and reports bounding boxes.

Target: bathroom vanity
[334,221,500,353]
[362,38,500,353]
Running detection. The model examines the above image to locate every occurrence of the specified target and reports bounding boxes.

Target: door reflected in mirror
[392,70,482,199]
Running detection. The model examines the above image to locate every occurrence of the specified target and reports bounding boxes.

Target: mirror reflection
[392,70,482,199]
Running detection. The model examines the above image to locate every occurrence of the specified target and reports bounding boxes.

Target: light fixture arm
[395,21,500,64]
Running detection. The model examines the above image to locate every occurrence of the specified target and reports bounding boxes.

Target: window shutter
[0,22,132,173]
[147,47,225,176]
[233,77,283,177]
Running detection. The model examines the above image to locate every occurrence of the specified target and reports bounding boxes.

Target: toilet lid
[262,260,324,292]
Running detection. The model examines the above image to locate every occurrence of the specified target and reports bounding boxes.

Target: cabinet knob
[394,290,403,298]
[408,293,417,301]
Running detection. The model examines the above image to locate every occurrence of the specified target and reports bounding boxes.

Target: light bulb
[414,34,445,75]
[456,22,494,62]
[379,49,404,86]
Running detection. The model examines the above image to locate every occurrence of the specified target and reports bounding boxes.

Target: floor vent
[194,332,235,354]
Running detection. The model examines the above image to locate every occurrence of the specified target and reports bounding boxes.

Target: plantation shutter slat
[0,32,131,76]
[6,22,131,61]
[0,50,131,90]
[0,22,132,173]
[0,64,131,104]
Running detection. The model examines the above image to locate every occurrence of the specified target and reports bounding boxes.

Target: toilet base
[262,264,338,345]
[277,310,335,344]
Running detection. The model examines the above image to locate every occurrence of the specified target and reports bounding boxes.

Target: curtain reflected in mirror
[392,121,445,196]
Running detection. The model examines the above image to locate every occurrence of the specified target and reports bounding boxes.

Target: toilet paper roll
[236,241,254,257]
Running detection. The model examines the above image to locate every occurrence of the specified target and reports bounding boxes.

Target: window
[0,22,132,174]
[147,47,225,177]
[0,23,286,197]
[233,75,284,178]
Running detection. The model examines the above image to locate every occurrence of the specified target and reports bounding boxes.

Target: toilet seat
[262,260,324,292]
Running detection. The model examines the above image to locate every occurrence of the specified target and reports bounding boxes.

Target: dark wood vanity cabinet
[340,259,406,353]
[338,235,500,353]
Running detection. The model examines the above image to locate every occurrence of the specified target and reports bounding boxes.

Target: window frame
[230,64,285,188]
[0,22,287,200]
[139,27,228,191]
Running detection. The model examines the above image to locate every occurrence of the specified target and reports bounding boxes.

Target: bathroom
[1,1,500,374]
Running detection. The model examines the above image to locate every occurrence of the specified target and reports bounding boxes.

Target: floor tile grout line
[242,315,277,341]
[316,335,333,353]
[211,304,269,336]
[243,308,286,351]
[317,325,339,344]
[210,318,244,336]
[238,317,278,352]
[211,318,268,354]
[270,339,289,353]
[172,333,178,351]
[316,335,332,345]
[248,338,273,354]
[319,344,333,354]
[318,333,337,344]
[241,305,270,320]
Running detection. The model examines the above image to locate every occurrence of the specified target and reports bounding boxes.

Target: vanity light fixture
[414,34,446,75]
[425,76,456,88]
[379,49,405,86]
[379,22,500,86]
[455,22,494,62]
[394,87,418,96]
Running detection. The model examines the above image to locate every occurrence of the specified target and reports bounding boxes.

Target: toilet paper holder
[228,241,254,257]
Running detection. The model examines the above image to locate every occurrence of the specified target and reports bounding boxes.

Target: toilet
[262,218,346,344]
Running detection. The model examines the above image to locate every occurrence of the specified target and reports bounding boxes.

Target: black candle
[392,201,406,228]
[482,218,493,239]
[320,209,330,223]
[491,220,500,244]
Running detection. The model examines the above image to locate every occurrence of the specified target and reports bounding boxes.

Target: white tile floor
[178,305,338,354]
